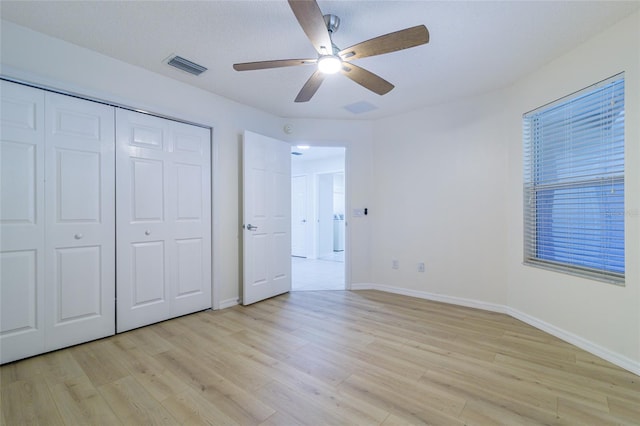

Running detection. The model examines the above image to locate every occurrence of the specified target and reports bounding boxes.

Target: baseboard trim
[351,283,640,377]
[506,307,640,377]
[350,283,507,314]
[219,297,239,310]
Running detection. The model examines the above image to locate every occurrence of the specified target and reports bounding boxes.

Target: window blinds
[523,74,625,284]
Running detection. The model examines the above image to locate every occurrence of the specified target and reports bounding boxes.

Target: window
[523,74,625,284]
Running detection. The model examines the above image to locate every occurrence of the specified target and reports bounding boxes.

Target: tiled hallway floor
[291,252,344,291]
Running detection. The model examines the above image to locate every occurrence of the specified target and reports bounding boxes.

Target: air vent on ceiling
[344,101,378,115]
[167,55,208,76]
[291,152,303,156]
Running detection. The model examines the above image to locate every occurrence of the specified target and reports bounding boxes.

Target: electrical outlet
[392,260,399,270]
[418,262,425,272]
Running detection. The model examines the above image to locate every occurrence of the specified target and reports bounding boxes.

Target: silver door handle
[246,224,258,231]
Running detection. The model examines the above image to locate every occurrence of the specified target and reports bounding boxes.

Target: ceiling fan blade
[339,25,429,61]
[233,58,317,71]
[288,0,333,55]
[295,70,326,102]
[340,63,394,96]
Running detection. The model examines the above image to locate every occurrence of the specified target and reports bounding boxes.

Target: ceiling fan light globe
[318,55,342,74]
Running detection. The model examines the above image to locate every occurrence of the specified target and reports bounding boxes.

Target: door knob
[246,224,258,231]
[74,233,83,240]
[145,230,151,235]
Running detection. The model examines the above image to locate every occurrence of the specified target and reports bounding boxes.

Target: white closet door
[116,109,211,332]
[43,93,115,351]
[169,120,211,317]
[0,81,46,363]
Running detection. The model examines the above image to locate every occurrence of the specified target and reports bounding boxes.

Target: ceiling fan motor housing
[323,14,340,34]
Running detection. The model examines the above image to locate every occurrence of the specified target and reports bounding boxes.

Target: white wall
[369,11,640,372]
[505,12,640,370]
[0,21,374,306]
[370,90,509,307]
[280,119,374,286]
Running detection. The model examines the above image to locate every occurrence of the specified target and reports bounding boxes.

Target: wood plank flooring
[2,290,639,425]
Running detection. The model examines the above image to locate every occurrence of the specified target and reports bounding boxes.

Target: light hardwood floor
[2,290,639,425]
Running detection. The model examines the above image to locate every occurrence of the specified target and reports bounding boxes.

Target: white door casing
[0,81,46,363]
[44,92,116,350]
[242,131,291,305]
[116,109,211,332]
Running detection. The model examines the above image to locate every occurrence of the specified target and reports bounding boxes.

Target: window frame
[522,73,625,285]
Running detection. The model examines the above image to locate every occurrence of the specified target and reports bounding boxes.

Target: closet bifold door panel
[116,109,211,333]
[0,81,46,363]
[0,81,116,364]
[43,92,116,351]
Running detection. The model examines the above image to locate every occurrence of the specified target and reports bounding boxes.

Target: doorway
[290,146,346,291]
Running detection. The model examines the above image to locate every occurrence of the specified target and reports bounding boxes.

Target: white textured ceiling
[1,1,638,120]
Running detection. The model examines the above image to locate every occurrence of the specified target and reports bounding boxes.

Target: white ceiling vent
[167,55,207,76]
[344,101,378,115]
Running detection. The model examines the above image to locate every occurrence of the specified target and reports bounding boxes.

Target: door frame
[290,145,350,290]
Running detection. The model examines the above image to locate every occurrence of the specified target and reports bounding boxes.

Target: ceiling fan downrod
[322,14,341,56]
[317,14,342,73]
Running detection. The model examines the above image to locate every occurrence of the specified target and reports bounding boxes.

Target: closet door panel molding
[116,109,211,332]
[1,79,211,361]
[170,120,211,317]
[0,81,46,363]
[44,92,116,351]
[1,81,116,363]
[117,111,171,331]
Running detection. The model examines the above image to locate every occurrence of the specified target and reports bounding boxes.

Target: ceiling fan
[233,0,429,102]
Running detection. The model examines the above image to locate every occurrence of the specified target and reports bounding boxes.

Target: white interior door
[44,92,115,350]
[0,81,46,363]
[243,131,291,305]
[317,173,334,258]
[291,175,308,257]
[116,109,211,332]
